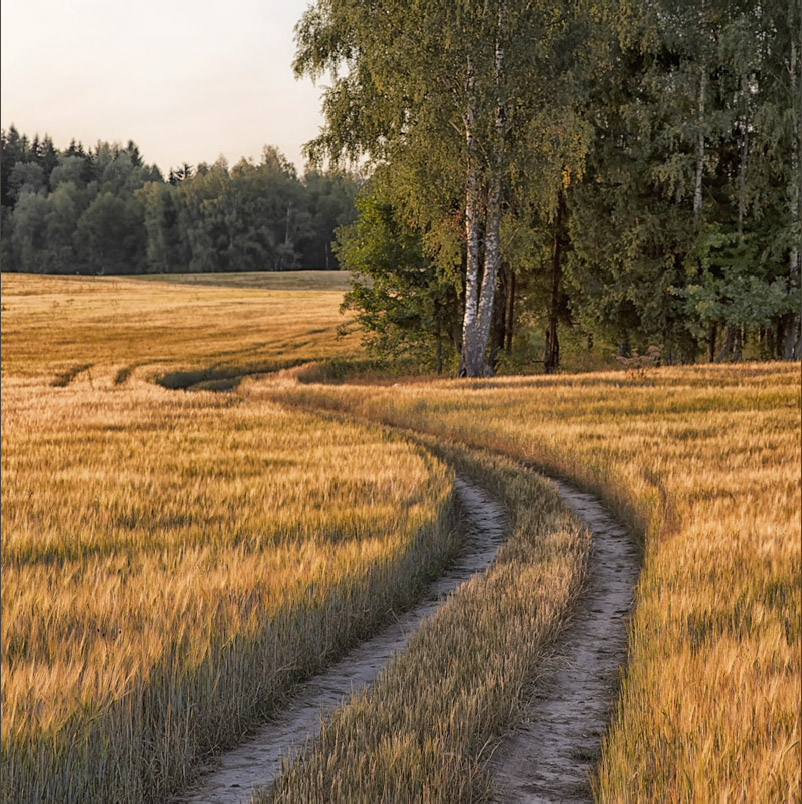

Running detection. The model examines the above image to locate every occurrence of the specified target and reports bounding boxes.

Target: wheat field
[1,274,457,802]
[2,273,798,802]
[263,364,801,801]
[0,272,361,386]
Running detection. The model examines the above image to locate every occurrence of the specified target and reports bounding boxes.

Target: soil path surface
[172,476,508,804]
[488,481,640,803]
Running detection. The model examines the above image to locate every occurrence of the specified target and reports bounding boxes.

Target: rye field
[1,272,799,802]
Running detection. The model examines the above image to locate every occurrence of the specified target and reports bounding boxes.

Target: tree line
[0,127,361,275]
[296,0,801,371]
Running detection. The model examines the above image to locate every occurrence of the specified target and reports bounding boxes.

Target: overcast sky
[0,0,325,175]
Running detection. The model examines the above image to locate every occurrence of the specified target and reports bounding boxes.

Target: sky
[0,0,326,175]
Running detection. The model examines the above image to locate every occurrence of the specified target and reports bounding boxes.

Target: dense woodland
[0,130,361,274]
[298,0,801,369]
[1,0,800,370]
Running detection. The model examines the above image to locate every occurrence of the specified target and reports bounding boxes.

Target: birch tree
[294,0,586,376]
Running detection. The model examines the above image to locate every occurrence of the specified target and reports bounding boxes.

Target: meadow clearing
[1,272,799,802]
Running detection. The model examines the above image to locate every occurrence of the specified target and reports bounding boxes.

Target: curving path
[171,476,508,804]
[171,471,639,804]
[489,480,640,803]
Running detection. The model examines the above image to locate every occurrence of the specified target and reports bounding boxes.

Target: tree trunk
[459,164,483,376]
[717,326,743,362]
[707,322,717,363]
[693,63,706,221]
[737,109,749,234]
[490,261,508,371]
[459,55,482,378]
[462,0,506,379]
[544,191,566,373]
[471,172,503,377]
[505,268,515,353]
[771,318,785,360]
[782,314,801,361]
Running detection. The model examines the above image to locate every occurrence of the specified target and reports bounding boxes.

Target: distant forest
[0,127,361,275]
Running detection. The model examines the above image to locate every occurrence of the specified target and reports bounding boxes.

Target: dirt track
[489,481,639,802]
[173,472,639,804]
[172,476,508,803]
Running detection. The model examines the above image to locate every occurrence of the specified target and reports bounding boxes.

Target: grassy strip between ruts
[257,441,591,803]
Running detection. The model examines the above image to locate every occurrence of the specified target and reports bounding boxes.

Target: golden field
[264,364,801,801]
[2,272,799,802]
[0,274,457,801]
[263,443,590,802]
[0,272,361,385]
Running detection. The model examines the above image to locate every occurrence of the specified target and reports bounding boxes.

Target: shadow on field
[155,357,424,392]
[51,362,94,387]
[155,358,313,392]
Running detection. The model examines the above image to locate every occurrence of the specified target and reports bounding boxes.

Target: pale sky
[0,0,326,175]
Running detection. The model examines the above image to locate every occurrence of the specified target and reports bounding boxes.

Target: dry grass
[0,273,361,385]
[260,444,590,802]
[0,274,458,802]
[260,363,801,802]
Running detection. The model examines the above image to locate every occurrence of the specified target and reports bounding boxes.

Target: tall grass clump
[261,444,590,802]
[263,362,801,801]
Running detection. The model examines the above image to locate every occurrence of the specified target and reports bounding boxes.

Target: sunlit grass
[262,444,590,802]
[259,362,801,801]
[0,274,457,802]
[0,273,361,385]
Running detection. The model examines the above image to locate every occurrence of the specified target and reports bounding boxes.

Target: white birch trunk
[737,109,749,233]
[460,53,482,376]
[462,0,506,378]
[472,173,502,376]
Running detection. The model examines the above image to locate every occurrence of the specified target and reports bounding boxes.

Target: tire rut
[489,481,640,803]
[172,476,508,804]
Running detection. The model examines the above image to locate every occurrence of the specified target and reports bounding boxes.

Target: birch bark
[461,0,506,377]
[460,53,482,376]
[737,107,749,234]
[693,63,706,220]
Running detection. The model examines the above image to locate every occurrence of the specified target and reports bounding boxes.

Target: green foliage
[74,192,147,275]
[568,0,801,362]
[295,0,602,375]
[300,170,361,271]
[338,176,462,372]
[0,131,361,276]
